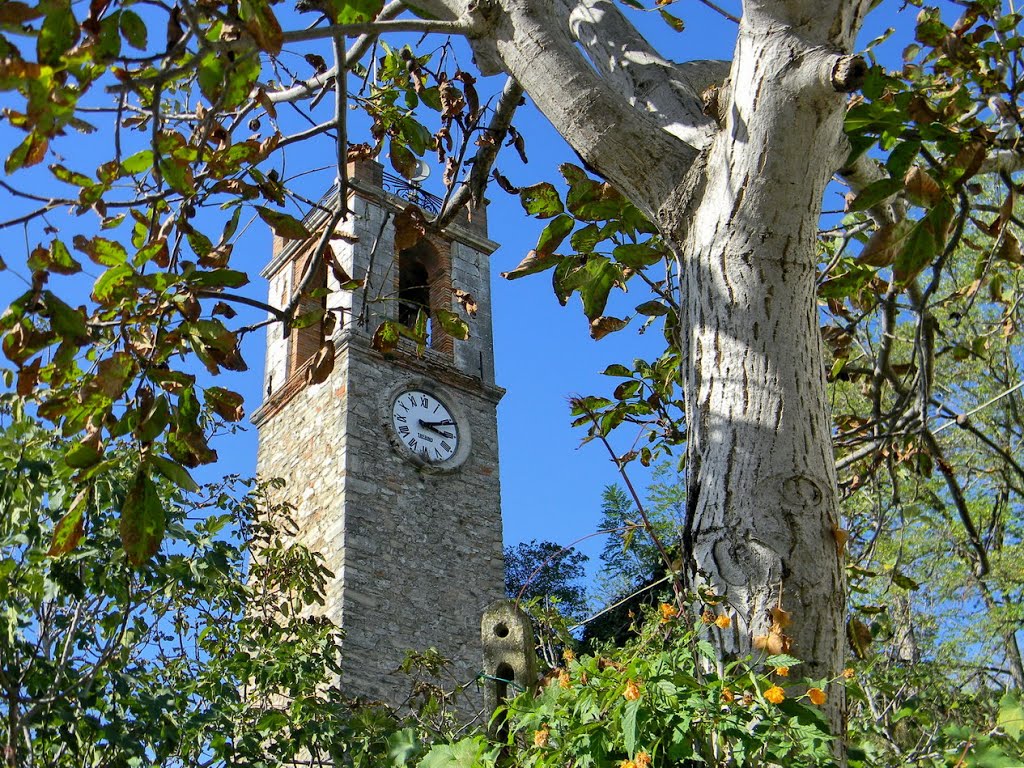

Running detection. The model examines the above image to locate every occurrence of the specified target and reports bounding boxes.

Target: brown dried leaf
[453,288,478,318]
[907,95,941,124]
[847,617,873,659]
[306,343,335,385]
[950,141,985,187]
[832,526,850,557]
[346,142,375,162]
[904,166,943,207]
[17,357,41,398]
[589,316,628,340]
[443,157,458,190]
[493,169,520,195]
[454,70,479,120]
[438,80,465,119]
[770,606,793,631]
[394,205,427,251]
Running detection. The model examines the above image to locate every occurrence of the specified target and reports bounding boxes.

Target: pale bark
[656,9,867,735]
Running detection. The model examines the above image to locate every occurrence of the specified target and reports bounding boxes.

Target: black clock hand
[420,419,455,428]
[418,420,454,439]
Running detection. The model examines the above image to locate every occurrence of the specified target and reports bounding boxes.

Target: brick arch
[396,234,453,356]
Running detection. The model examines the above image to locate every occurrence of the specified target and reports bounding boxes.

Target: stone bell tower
[251,159,505,706]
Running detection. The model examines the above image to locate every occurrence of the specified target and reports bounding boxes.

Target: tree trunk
[659,12,862,734]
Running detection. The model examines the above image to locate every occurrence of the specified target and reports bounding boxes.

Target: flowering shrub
[421,603,840,767]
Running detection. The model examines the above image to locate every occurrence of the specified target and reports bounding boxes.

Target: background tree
[504,539,590,619]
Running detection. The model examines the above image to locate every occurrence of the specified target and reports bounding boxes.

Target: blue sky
[0,0,919,573]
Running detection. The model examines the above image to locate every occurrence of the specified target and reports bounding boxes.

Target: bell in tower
[251,157,505,708]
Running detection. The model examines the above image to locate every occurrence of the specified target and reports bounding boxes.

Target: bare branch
[281,17,475,44]
[435,76,524,229]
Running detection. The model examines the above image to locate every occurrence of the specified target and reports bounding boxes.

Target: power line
[933,379,1024,434]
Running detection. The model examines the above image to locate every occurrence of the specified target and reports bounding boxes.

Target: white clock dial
[391,389,460,463]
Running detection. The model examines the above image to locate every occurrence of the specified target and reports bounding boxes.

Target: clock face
[391,389,461,464]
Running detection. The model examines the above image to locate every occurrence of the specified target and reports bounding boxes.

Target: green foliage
[424,606,839,767]
[0,405,416,767]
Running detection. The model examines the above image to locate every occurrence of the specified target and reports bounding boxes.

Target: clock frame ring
[383,378,473,473]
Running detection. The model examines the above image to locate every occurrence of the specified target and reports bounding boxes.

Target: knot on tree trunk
[830,54,867,93]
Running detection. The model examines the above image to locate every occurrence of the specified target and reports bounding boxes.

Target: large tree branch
[484,0,699,212]
[560,0,727,148]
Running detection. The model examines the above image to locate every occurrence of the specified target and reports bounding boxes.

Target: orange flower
[558,669,571,689]
[700,610,715,624]
[623,679,642,701]
[619,761,637,768]
[807,687,827,706]
[764,685,786,704]
[721,687,735,703]
[714,614,731,629]
[659,602,679,623]
[533,726,550,747]
[562,648,576,663]
[634,751,652,768]
[774,666,789,677]
[842,668,855,679]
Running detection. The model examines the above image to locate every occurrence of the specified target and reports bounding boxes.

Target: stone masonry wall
[254,164,505,709]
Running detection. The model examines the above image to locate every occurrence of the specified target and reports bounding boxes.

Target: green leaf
[65,435,103,469]
[159,158,196,196]
[613,242,664,268]
[536,214,574,256]
[135,395,170,443]
[120,9,147,49]
[602,363,632,377]
[147,454,199,492]
[434,309,470,340]
[326,0,386,24]
[120,471,165,565]
[635,300,669,316]
[121,149,154,175]
[50,164,93,187]
[28,240,82,275]
[519,182,564,219]
[371,320,401,355]
[73,235,127,267]
[386,728,422,766]
[389,140,417,179]
[558,256,620,320]
[47,488,88,556]
[849,177,904,212]
[571,223,604,254]
[91,264,136,304]
[567,178,626,221]
[500,250,562,280]
[189,268,250,289]
[37,1,78,66]
[659,8,684,31]
[256,207,312,240]
[997,693,1023,741]
[43,292,89,343]
[418,737,496,768]
[893,200,953,284]
[622,699,640,754]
